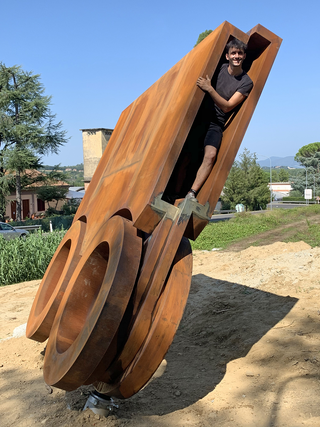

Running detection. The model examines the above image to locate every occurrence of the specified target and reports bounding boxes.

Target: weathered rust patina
[27,22,282,398]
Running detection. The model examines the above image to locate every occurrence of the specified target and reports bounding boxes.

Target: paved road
[210,213,235,222]
[210,210,266,222]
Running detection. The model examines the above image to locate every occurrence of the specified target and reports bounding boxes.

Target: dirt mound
[240,241,311,259]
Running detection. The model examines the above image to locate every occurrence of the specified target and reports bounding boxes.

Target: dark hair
[226,38,247,53]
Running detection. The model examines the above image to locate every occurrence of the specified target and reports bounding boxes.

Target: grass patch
[191,205,320,251]
[0,230,66,286]
[284,223,320,247]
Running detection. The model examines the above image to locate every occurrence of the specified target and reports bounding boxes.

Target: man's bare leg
[186,145,217,200]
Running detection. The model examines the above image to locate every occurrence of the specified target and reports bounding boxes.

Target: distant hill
[41,164,84,171]
[257,156,302,168]
[40,164,84,187]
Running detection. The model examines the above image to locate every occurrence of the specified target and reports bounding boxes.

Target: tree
[194,30,212,47]
[263,168,277,183]
[292,142,320,196]
[262,168,289,183]
[36,186,69,212]
[290,170,308,196]
[222,149,270,210]
[278,168,289,182]
[0,171,12,221]
[0,63,68,220]
[295,142,320,160]
[36,166,69,214]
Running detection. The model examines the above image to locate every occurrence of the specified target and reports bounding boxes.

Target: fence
[14,225,42,232]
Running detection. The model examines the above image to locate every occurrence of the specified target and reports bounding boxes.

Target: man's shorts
[203,122,223,149]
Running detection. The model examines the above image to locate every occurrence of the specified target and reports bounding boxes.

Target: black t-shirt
[211,63,253,128]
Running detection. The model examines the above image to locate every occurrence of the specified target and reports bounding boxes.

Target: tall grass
[0,231,65,286]
[191,205,320,250]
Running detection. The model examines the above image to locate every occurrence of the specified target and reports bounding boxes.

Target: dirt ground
[1,240,320,427]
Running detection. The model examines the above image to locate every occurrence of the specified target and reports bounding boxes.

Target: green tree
[295,142,320,160]
[36,185,69,212]
[292,142,320,196]
[45,165,69,184]
[278,168,289,182]
[222,149,270,210]
[271,169,279,182]
[0,171,12,221]
[195,30,212,47]
[0,63,68,221]
[36,166,69,214]
[263,169,278,183]
[263,168,289,183]
[290,170,307,196]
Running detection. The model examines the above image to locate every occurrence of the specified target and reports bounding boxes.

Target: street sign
[304,189,312,200]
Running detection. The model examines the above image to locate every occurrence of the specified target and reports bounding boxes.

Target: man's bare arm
[197,75,246,113]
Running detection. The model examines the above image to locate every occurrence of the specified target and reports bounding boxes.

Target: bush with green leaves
[62,199,81,215]
[0,230,65,286]
[282,196,306,202]
[288,190,304,198]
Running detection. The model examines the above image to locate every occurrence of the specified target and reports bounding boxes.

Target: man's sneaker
[185,192,198,202]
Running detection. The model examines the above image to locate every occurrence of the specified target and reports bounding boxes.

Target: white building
[268,182,293,200]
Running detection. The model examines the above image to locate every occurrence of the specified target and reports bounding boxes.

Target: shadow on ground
[110,274,298,416]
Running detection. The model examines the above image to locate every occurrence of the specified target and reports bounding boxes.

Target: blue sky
[0,0,318,166]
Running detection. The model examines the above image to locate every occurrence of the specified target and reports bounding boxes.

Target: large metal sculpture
[27,22,282,399]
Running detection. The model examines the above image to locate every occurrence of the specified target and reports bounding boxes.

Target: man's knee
[203,146,217,165]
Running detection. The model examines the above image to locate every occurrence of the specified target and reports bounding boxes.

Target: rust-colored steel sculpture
[27,22,282,398]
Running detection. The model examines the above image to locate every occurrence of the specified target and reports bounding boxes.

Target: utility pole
[258,154,272,210]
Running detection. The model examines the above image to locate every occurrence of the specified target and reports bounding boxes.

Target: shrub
[0,230,65,286]
[283,196,306,202]
[62,199,80,215]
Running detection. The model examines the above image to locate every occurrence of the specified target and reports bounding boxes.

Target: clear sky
[0,0,318,166]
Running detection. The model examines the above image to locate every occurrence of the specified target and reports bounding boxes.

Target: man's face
[226,47,246,67]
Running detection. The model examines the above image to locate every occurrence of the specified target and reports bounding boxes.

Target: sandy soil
[1,241,320,427]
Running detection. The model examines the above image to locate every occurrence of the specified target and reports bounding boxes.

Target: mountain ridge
[257,156,301,168]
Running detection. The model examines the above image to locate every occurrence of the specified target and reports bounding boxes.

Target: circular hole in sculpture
[56,241,110,354]
[35,239,71,317]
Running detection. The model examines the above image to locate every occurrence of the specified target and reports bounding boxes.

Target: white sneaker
[185,192,198,202]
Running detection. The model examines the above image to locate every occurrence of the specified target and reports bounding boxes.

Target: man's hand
[196,75,212,92]
[197,73,246,113]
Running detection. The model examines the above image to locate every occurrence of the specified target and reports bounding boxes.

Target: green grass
[0,230,66,286]
[283,222,320,247]
[191,205,320,251]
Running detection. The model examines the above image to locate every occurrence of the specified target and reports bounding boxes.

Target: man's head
[226,38,248,54]
[225,38,247,69]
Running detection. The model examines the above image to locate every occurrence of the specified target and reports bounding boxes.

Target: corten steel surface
[27,22,282,397]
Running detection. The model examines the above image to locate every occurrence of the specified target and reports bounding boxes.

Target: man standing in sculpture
[186,38,253,201]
